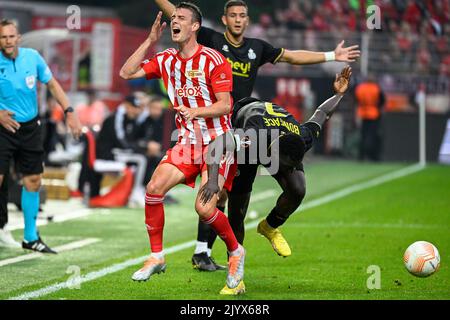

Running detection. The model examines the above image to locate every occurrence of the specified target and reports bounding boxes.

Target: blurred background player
[138,95,166,190]
[0,19,82,253]
[199,66,352,294]
[155,0,360,271]
[119,4,245,293]
[75,88,109,130]
[79,93,148,202]
[354,75,386,162]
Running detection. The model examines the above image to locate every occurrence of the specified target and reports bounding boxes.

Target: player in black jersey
[156,0,359,103]
[199,66,352,294]
[155,0,360,271]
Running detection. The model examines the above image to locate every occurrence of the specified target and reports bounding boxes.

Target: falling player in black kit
[199,66,352,294]
[155,0,360,271]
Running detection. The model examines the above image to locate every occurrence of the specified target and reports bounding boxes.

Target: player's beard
[228,27,245,38]
[1,46,17,58]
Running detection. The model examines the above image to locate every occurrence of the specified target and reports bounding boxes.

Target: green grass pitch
[1,161,449,300]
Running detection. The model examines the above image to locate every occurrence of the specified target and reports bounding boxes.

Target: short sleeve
[210,60,233,94]
[35,51,53,84]
[197,26,218,48]
[259,39,284,67]
[140,56,162,80]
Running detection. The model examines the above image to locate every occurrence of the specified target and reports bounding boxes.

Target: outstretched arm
[307,66,352,127]
[278,40,360,65]
[155,0,176,18]
[199,132,236,205]
[120,11,166,80]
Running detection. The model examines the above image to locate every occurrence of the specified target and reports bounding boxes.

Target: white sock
[150,251,164,260]
[207,248,212,257]
[194,241,208,254]
[229,244,242,256]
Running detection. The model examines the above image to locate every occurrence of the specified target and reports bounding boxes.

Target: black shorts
[229,162,304,195]
[0,117,44,175]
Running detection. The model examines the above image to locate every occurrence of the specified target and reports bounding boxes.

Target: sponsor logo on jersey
[175,84,203,98]
[248,48,256,60]
[226,57,251,77]
[222,44,229,52]
[186,70,205,78]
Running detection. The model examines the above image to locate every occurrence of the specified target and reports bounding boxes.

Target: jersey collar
[176,44,203,62]
[224,32,245,48]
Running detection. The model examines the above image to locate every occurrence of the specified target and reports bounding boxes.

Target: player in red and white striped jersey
[140,45,233,145]
[120,2,245,294]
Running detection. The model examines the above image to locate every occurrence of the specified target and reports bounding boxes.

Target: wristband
[64,106,74,116]
[324,51,335,62]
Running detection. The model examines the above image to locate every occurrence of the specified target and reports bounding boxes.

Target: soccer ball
[403,241,440,277]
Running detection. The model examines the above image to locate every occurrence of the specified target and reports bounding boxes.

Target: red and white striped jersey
[141,45,233,145]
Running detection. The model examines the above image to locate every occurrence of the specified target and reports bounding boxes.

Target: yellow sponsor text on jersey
[226,58,251,77]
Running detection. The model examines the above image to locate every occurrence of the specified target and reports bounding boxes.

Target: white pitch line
[250,189,277,202]
[0,238,100,268]
[9,240,195,300]
[8,208,95,231]
[9,163,424,300]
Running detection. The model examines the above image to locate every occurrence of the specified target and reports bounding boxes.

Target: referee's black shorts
[0,116,44,176]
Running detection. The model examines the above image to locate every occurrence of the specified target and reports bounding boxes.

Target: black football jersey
[232,97,320,159]
[197,27,284,102]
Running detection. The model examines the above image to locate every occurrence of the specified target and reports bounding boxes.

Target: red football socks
[145,194,165,253]
[202,208,238,252]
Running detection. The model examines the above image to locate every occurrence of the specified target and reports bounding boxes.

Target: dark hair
[279,133,305,164]
[176,2,203,25]
[224,0,248,14]
[124,94,141,108]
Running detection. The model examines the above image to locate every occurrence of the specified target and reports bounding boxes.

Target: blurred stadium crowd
[230,0,450,76]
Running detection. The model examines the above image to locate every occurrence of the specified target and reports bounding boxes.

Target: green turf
[1,161,448,300]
